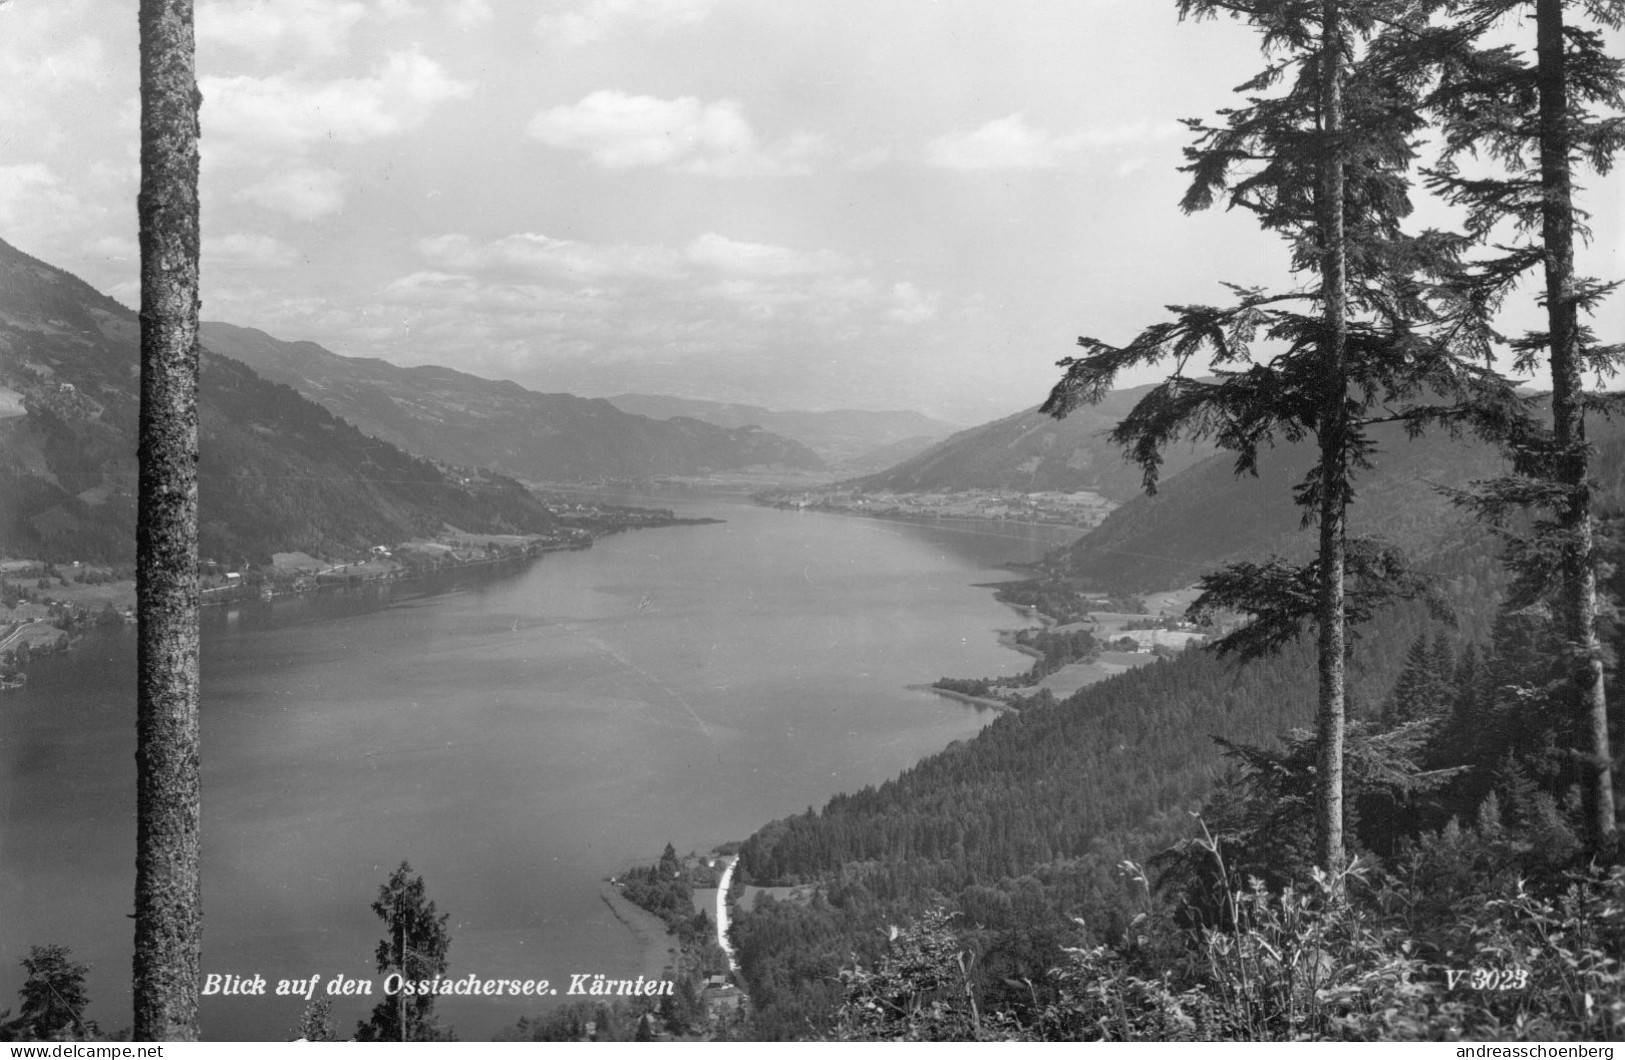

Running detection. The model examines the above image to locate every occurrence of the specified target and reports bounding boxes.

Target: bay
[0,496,1079,1041]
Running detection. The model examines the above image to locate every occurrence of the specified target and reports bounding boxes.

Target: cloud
[205,232,301,270]
[419,232,686,280]
[202,50,473,161]
[386,230,937,363]
[382,270,612,316]
[448,0,494,28]
[885,281,939,324]
[0,164,91,239]
[82,234,139,263]
[198,0,368,60]
[233,168,347,221]
[924,114,1179,170]
[419,231,851,284]
[527,91,818,176]
[0,163,73,214]
[845,147,894,171]
[0,2,106,124]
[535,0,717,49]
[684,233,845,277]
[28,36,107,91]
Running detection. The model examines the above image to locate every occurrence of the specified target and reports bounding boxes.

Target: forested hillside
[729,534,1509,1035]
[1055,419,1511,594]
[0,238,557,563]
[846,392,1215,503]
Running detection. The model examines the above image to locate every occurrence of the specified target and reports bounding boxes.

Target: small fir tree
[356,862,452,1042]
[14,945,93,1041]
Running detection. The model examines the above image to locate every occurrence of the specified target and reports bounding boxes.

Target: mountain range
[0,238,560,564]
[2,232,1564,598]
[603,393,962,470]
[199,323,825,483]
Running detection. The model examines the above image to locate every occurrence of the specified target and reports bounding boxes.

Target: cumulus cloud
[890,281,942,323]
[527,91,819,177]
[0,2,106,126]
[205,232,301,270]
[0,164,91,239]
[198,0,368,60]
[29,36,107,91]
[393,229,936,358]
[419,232,686,280]
[924,113,1179,170]
[885,281,939,323]
[535,0,717,49]
[684,233,845,277]
[383,271,612,317]
[419,231,852,284]
[234,168,347,221]
[845,147,894,171]
[448,0,494,28]
[202,50,473,161]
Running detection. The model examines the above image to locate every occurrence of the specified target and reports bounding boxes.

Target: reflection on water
[0,497,1078,1040]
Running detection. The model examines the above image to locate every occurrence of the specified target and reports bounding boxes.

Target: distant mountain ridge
[0,238,558,563]
[201,324,826,482]
[847,390,1217,502]
[604,392,962,468]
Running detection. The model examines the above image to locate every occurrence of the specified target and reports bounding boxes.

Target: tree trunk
[1535,0,1616,842]
[1316,0,1350,888]
[134,0,202,1041]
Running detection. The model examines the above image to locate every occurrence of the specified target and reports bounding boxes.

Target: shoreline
[996,630,1047,660]
[1,514,725,675]
[755,497,1099,535]
[907,682,1019,712]
[598,884,681,986]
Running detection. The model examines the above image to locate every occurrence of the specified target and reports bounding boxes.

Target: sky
[0,1,1619,425]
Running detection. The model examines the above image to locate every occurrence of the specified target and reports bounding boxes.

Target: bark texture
[1315,0,1350,886]
[134,0,202,1041]
[1534,0,1616,842]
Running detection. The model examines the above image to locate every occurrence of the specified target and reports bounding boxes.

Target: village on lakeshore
[0,499,713,690]
[759,487,1116,529]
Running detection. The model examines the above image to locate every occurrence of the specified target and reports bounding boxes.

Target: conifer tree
[134,0,203,1041]
[1042,0,1510,887]
[357,862,452,1042]
[1412,0,1624,842]
[1386,633,1454,722]
[15,946,93,1041]
[293,999,335,1042]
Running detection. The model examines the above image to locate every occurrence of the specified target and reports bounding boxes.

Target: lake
[0,497,1079,1040]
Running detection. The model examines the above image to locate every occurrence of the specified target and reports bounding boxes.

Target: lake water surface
[0,497,1078,1040]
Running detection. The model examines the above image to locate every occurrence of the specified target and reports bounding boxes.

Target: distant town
[757,487,1115,528]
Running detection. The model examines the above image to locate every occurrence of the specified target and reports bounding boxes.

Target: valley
[3,231,1622,1044]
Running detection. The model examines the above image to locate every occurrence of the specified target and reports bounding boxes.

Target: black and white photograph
[0,0,1622,1045]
